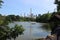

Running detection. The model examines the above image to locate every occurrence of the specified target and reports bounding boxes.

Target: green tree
[6,15,21,22]
[0,0,4,8]
[16,15,20,21]
[0,26,10,40]
[36,12,52,23]
[36,14,41,22]
[0,0,11,40]
[10,24,24,40]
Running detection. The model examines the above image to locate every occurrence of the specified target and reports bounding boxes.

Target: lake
[8,22,51,40]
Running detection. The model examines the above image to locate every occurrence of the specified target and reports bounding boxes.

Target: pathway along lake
[8,22,51,40]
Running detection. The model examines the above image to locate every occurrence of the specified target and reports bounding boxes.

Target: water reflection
[41,23,51,32]
[8,22,51,40]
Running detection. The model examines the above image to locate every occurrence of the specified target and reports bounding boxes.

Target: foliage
[0,24,25,40]
[5,15,21,22]
[0,0,4,8]
[0,15,8,26]
[0,26,10,40]
[0,14,25,40]
[36,12,52,23]
[41,23,52,31]
[10,24,24,40]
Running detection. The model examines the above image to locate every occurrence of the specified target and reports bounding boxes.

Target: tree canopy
[0,0,4,8]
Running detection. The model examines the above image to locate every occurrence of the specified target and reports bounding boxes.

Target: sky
[0,0,57,16]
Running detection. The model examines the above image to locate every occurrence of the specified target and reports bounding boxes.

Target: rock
[36,34,57,40]
[46,34,57,40]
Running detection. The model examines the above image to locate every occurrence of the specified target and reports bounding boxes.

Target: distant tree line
[36,12,52,23]
[5,15,20,22]
[0,12,59,23]
[0,14,36,22]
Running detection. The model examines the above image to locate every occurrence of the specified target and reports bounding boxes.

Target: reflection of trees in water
[41,23,53,31]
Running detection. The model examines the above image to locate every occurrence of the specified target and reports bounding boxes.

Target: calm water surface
[8,22,51,40]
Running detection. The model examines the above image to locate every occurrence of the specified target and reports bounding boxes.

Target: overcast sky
[0,0,57,16]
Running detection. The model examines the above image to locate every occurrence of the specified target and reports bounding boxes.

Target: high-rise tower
[30,8,34,18]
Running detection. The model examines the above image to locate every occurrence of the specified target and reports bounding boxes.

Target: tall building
[29,8,33,18]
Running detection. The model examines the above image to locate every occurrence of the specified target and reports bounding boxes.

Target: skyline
[0,0,57,16]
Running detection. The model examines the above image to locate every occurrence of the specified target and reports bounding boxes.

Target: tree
[6,15,21,22]
[10,24,24,40]
[16,15,20,21]
[0,26,10,40]
[36,14,41,22]
[36,12,52,23]
[0,0,4,8]
[0,0,11,40]
[0,14,2,16]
